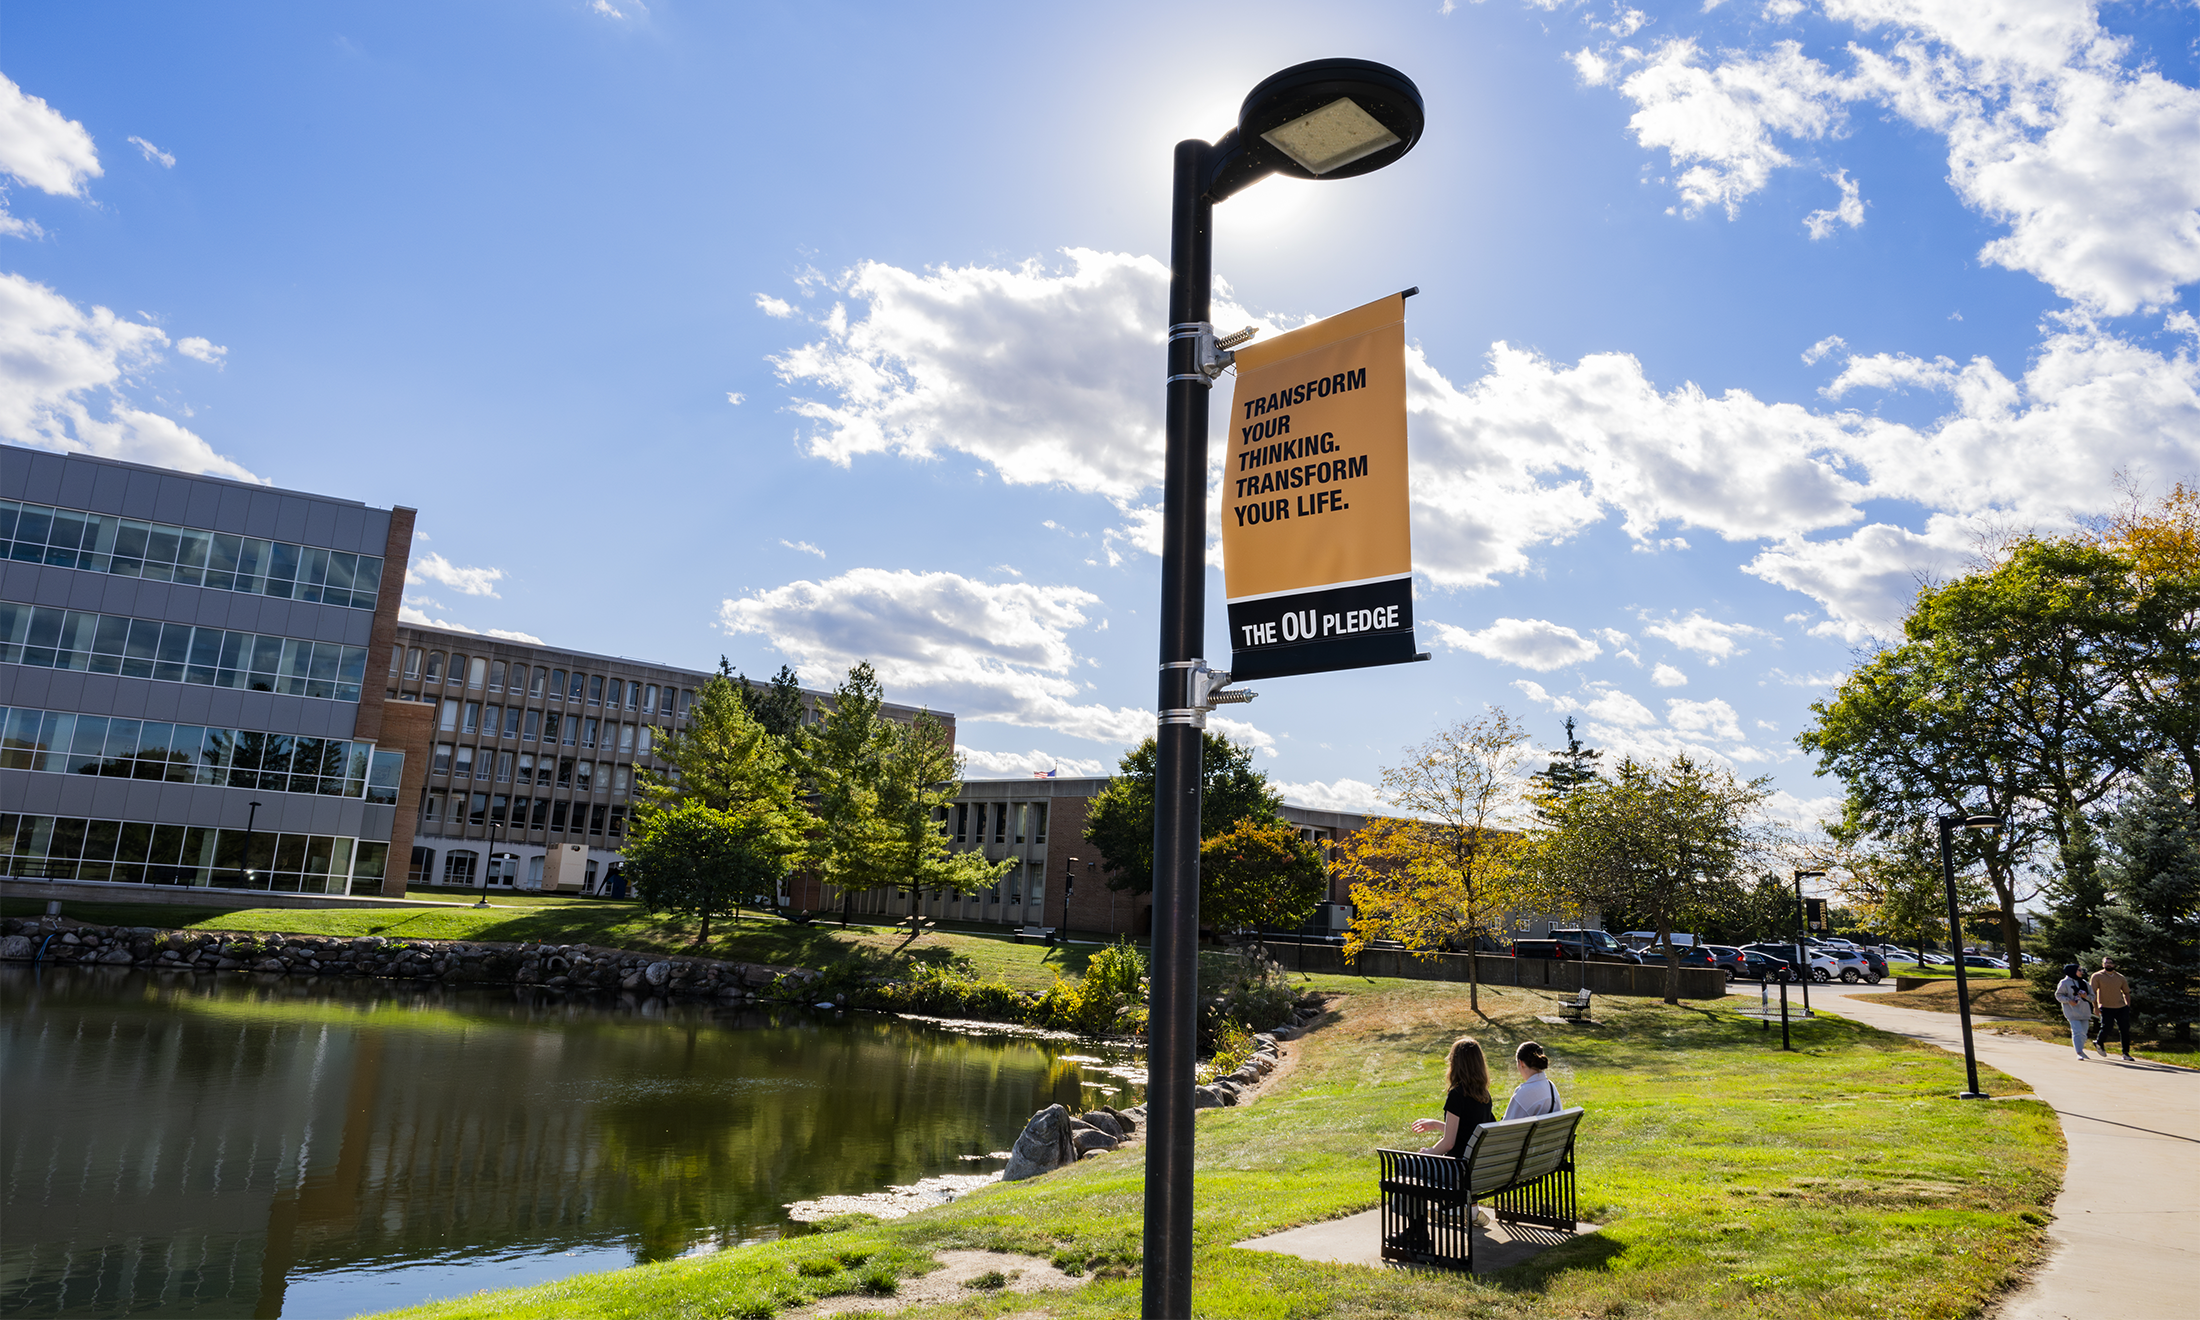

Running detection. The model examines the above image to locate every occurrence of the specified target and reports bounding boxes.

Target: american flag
[1032,768,1057,778]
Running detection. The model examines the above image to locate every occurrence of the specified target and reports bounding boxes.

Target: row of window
[0,704,403,801]
[423,848,573,889]
[422,793,625,838]
[433,702,656,755]
[431,747,632,795]
[0,500,384,611]
[393,647,690,715]
[948,801,1049,846]
[0,604,369,702]
[0,812,389,895]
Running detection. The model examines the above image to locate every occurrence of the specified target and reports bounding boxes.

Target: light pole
[1148,60,1423,1320]
[1793,869,1824,1016]
[242,800,262,888]
[1061,856,1077,944]
[1938,812,2003,1099]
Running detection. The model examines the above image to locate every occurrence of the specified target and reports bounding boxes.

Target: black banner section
[1226,576,1420,680]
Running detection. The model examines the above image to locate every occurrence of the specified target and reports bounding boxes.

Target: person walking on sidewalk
[2090,956,2134,1060]
[2054,963,2097,1059]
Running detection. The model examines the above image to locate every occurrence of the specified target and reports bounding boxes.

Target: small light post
[1062,856,1078,945]
[1794,869,1824,1016]
[242,800,262,888]
[1147,60,1424,1319]
[1938,812,2003,1099]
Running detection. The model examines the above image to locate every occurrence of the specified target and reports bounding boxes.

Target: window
[495,751,513,783]
[1031,802,1047,845]
[568,671,585,700]
[463,702,480,734]
[660,686,675,716]
[474,748,492,780]
[434,743,453,775]
[468,794,488,827]
[388,646,402,676]
[612,764,629,794]
[954,803,968,843]
[574,760,592,792]
[1013,804,1025,845]
[439,699,457,732]
[588,674,603,705]
[561,716,576,747]
[618,724,634,754]
[503,706,521,738]
[490,794,508,826]
[452,746,474,780]
[582,718,598,748]
[531,797,549,828]
[517,753,534,783]
[422,653,443,683]
[626,683,639,711]
[405,648,422,678]
[557,757,573,788]
[423,794,443,824]
[523,710,540,742]
[644,684,658,713]
[551,800,569,830]
[605,679,622,708]
[589,803,607,835]
[608,805,625,838]
[993,803,1007,844]
[488,661,505,690]
[531,667,547,698]
[636,726,652,757]
[368,749,404,805]
[550,669,567,699]
[481,704,500,735]
[679,689,692,716]
[443,850,478,885]
[448,654,466,685]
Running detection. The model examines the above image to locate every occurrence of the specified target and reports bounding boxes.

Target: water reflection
[0,966,1142,1318]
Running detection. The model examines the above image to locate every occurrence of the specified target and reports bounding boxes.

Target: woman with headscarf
[2054,963,2096,1059]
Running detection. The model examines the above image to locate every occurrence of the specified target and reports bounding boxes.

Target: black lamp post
[1148,60,1423,1320]
[242,800,262,888]
[1062,856,1078,944]
[1938,812,2003,1099]
[1793,869,1824,1016]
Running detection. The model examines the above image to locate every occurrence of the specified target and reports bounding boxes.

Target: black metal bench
[1378,1107,1584,1271]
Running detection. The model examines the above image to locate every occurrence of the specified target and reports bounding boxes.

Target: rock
[99,948,136,965]
[1193,1086,1227,1110]
[253,958,285,974]
[1003,1104,1075,1182]
[1081,1111,1124,1140]
[644,961,673,987]
[1228,1066,1261,1085]
[1101,1106,1137,1134]
[60,933,81,945]
[215,958,244,971]
[621,972,644,990]
[0,936,32,960]
[1072,1129,1117,1153]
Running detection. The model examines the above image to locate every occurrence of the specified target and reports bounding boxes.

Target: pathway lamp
[242,800,262,889]
[1937,813,2003,1099]
[1793,869,1824,1015]
[1148,59,1424,1320]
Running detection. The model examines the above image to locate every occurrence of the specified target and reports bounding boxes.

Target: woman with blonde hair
[1411,1036,1496,1157]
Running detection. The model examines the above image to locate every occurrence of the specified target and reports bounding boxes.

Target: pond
[0,965,1144,1318]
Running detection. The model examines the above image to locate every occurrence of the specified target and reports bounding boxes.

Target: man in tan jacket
[2090,957,2133,1061]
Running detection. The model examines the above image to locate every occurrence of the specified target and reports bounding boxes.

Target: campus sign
[1220,291,1420,680]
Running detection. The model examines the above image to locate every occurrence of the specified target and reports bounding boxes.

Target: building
[820,775,1372,937]
[2,447,414,895]
[380,623,946,896]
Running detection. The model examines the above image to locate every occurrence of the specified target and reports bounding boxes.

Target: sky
[4,0,2198,832]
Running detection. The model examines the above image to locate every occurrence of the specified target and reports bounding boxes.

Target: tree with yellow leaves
[1335,709,1535,1013]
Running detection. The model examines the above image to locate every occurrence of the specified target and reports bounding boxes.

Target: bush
[1201,945,1299,1047]
[1198,1023,1255,1084]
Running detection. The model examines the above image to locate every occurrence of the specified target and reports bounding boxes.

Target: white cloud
[1274,777,1388,815]
[0,75,100,237]
[961,747,1111,779]
[396,604,543,645]
[1639,609,1767,662]
[1651,662,1689,686]
[176,336,225,366]
[1762,0,1805,19]
[1800,335,1846,365]
[1745,514,1974,641]
[405,551,505,597]
[781,539,825,558]
[590,0,645,18]
[1431,616,1602,670]
[126,135,174,169]
[755,294,796,318]
[1666,696,1745,741]
[725,391,745,405]
[1803,168,1864,239]
[1612,38,1849,219]
[719,567,1152,745]
[1512,679,1660,727]
[0,272,258,479]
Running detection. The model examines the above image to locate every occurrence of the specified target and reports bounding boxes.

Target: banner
[1220,291,1418,680]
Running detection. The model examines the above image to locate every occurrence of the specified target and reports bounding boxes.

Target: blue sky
[5,0,2198,827]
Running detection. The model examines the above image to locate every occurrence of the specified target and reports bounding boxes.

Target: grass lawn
[1852,980,2196,1069]
[368,981,2060,1320]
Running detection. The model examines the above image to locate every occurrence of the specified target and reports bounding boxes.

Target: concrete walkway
[1818,992,2196,1320]
[1233,1207,1594,1274]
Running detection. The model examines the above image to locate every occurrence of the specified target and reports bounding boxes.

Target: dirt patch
[784,1250,1082,1317]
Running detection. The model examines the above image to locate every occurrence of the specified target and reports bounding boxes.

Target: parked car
[1743,942,1878,984]
[1853,946,1889,980]
[1708,944,1791,982]
[1514,928,1642,963]
[1640,944,1720,972]
[1960,954,2007,970]
[1706,944,1747,979]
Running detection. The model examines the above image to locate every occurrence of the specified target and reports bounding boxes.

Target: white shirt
[1504,1071,1562,1120]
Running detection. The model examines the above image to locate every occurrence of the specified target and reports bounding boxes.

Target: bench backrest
[1455,1107,1583,1197]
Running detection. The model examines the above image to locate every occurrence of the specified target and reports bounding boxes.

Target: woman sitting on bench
[1504,1040,1561,1118]
[1411,1036,1495,1157]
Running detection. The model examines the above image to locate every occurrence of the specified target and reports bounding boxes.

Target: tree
[624,800,790,944]
[1827,823,1981,963]
[1198,819,1329,945]
[642,670,801,823]
[1521,755,1771,1003]
[1082,732,1284,894]
[2082,482,2200,792]
[803,662,905,905]
[1528,716,1604,805]
[2095,760,2200,1041]
[877,709,1013,927]
[736,662,809,745]
[1335,710,1534,1012]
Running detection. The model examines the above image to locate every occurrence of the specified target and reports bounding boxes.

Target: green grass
[367,981,2062,1320]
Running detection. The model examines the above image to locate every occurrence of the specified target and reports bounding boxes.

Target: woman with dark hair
[1504,1040,1561,1118]
[1411,1037,1495,1156]
[2054,963,2096,1059]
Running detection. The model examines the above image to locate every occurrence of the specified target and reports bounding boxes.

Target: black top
[1440,1087,1496,1157]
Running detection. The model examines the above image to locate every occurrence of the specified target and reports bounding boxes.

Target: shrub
[795,1258,841,1278]
[967,1270,1009,1291]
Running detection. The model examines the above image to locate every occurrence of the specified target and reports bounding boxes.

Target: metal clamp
[1167,322,1259,386]
[1156,659,1257,728]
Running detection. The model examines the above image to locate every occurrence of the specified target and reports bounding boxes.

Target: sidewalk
[1821,993,2196,1320]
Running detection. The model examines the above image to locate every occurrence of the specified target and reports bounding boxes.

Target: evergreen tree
[1082,732,1283,894]
[1528,717,1604,805]
[2095,760,2200,1041]
[736,662,809,745]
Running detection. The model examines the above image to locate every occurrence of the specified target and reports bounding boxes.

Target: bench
[1557,988,1592,1022]
[1378,1107,1585,1271]
[1012,925,1055,945]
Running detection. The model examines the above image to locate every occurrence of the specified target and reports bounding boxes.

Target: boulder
[99,948,136,965]
[1081,1111,1124,1140]
[0,936,32,960]
[253,958,285,974]
[1193,1086,1227,1110]
[644,961,673,987]
[1072,1129,1117,1154]
[1003,1104,1075,1182]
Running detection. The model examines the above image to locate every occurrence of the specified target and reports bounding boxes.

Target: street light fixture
[1793,869,1825,1016]
[1938,812,2003,1099]
[1148,59,1423,1320]
[242,800,262,889]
